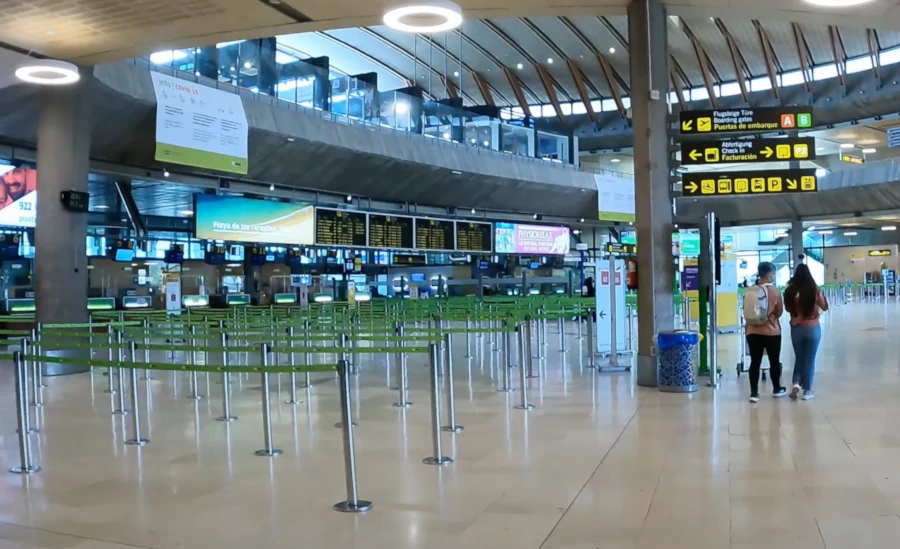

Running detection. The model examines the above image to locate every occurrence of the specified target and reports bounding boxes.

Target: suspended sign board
[888,127,900,148]
[682,169,819,197]
[841,154,864,165]
[680,108,813,134]
[606,243,637,255]
[868,249,892,257]
[680,138,815,165]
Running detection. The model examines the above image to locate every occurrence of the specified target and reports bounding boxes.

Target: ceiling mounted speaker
[383,0,463,33]
[15,59,80,86]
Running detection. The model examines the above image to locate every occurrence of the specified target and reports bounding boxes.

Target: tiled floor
[1,303,900,548]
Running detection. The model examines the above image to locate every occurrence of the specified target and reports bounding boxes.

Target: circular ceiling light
[804,0,875,6]
[15,59,80,86]
[383,0,463,33]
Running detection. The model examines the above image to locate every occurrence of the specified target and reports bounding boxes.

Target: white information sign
[165,281,182,315]
[150,71,249,174]
[595,259,627,353]
[595,174,636,223]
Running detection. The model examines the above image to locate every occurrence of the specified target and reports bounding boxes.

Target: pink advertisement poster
[495,222,570,255]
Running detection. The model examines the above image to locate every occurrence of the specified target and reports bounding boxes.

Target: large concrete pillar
[35,67,93,375]
[791,220,804,269]
[629,0,675,387]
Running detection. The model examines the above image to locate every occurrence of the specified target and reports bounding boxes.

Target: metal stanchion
[558,317,567,353]
[285,326,301,405]
[393,324,411,407]
[29,328,42,408]
[498,326,511,392]
[125,342,149,446]
[706,212,719,389]
[255,343,283,457]
[217,332,237,422]
[303,320,311,388]
[105,325,115,394]
[142,318,152,380]
[514,325,534,410]
[586,313,595,368]
[34,324,45,388]
[19,341,38,434]
[423,343,452,465]
[187,325,201,400]
[576,309,584,340]
[333,359,372,513]
[114,331,130,415]
[11,351,39,474]
[441,332,463,432]
[525,316,538,378]
[464,318,472,359]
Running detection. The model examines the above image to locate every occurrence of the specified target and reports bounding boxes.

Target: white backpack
[743,284,770,325]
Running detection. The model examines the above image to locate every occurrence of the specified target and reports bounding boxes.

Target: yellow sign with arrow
[683,169,819,197]
[680,137,815,165]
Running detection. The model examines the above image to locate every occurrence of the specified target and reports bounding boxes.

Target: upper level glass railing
[133,48,576,170]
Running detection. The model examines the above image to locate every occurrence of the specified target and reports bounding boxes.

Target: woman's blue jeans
[791,324,821,391]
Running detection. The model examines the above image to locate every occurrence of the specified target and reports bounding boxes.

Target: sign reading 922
[680,107,813,134]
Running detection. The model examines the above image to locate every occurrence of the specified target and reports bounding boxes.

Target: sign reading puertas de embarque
[680,107,813,134]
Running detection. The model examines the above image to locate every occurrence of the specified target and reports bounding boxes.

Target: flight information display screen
[368,214,414,249]
[315,208,366,247]
[415,218,455,250]
[455,221,492,252]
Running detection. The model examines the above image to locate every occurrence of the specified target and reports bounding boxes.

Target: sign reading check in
[681,137,816,165]
[680,108,813,134]
[682,169,819,197]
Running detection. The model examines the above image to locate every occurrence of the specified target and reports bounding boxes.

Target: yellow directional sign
[682,169,819,197]
[680,108,814,134]
[680,138,816,165]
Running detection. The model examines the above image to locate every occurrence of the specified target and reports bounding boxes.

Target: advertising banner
[0,166,36,228]
[150,71,249,174]
[194,195,314,245]
[595,173,635,223]
[495,222,570,255]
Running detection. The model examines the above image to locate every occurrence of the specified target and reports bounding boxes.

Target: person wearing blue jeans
[790,324,821,395]
[784,264,828,400]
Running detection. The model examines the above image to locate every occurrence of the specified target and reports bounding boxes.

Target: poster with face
[0,166,37,227]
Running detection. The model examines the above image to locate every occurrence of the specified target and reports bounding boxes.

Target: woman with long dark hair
[783,264,828,400]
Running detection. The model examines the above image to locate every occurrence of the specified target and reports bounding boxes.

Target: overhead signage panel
[314,208,367,247]
[841,154,865,165]
[682,169,819,197]
[680,137,815,165]
[680,107,813,134]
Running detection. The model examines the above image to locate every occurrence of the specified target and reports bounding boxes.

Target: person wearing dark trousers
[744,262,786,402]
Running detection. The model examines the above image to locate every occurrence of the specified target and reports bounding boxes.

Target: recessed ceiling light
[453,71,459,77]
[180,210,194,216]
[862,148,876,154]
[163,169,170,178]
[816,146,826,151]
[610,158,621,163]
[883,225,897,231]
[483,140,490,147]
[383,0,463,33]
[95,205,110,210]
[533,213,538,220]
[470,208,476,214]
[516,63,524,70]
[840,143,855,149]
[818,230,833,235]
[442,132,450,139]
[269,183,275,191]
[243,61,252,69]
[844,231,858,236]
[547,57,554,64]
[609,47,616,54]
[804,0,876,7]
[15,59,80,86]
[579,218,585,223]
[815,168,828,177]
[286,137,295,142]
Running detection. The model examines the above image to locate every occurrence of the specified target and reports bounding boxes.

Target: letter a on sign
[781,114,795,128]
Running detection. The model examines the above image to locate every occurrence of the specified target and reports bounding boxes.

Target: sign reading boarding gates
[682,169,819,197]
[680,108,813,134]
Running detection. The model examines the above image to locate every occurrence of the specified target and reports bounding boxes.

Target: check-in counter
[182,295,210,309]
[5,298,35,313]
[225,294,250,306]
[122,295,152,309]
[87,297,116,311]
[273,293,296,305]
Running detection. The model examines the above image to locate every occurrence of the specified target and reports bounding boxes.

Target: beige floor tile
[817,516,900,549]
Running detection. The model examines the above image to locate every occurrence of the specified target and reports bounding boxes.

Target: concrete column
[629,0,674,387]
[35,67,93,375]
[791,220,805,269]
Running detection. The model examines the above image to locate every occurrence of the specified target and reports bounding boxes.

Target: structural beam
[682,22,719,108]
[792,23,813,93]
[536,63,568,125]
[503,67,531,114]
[472,71,495,106]
[868,28,881,79]
[753,20,780,99]
[670,66,687,111]
[597,52,627,117]
[566,58,597,123]
[828,25,846,87]
[716,19,749,102]
[457,27,540,105]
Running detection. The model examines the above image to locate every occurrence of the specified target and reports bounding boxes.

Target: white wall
[823,245,899,284]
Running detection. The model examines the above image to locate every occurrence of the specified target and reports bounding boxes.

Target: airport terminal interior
[3,0,900,548]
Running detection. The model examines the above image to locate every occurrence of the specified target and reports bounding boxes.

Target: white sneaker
[790,384,801,400]
[749,394,760,403]
[802,391,816,401]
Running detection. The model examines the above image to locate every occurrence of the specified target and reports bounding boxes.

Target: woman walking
[744,262,785,402]
[784,264,828,400]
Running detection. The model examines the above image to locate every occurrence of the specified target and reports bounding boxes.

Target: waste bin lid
[657,330,700,350]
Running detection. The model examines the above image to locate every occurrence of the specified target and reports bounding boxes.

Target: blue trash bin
[657,330,700,393]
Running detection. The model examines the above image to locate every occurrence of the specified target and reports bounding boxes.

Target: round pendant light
[383,0,463,33]
[15,59,80,86]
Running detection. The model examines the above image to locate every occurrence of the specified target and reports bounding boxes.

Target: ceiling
[4,0,900,65]
[87,178,204,218]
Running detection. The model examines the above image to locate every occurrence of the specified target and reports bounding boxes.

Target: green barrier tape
[269,345,428,355]
[42,321,144,329]
[0,329,29,335]
[25,354,338,374]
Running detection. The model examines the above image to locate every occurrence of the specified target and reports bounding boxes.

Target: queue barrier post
[142,318,153,380]
[498,326,511,392]
[587,313,595,368]
[216,332,237,422]
[255,343,283,457]
[393,324,411,408]
[525,316,538,378]
[29,328,42,408]
[285,326,302,405]
[113,331,130,415]
[35,324,46,388]
[333,358,372,513]
[11,351,39,474]
[105,324,115,394]
[423,343,452,466]
[187,325,201,400]
[514,324,534,410]
[303,320,312,388]
[441,332,463,433]
[125,341,149,446]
